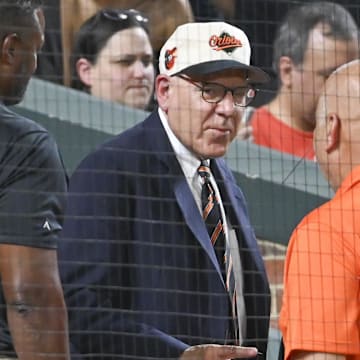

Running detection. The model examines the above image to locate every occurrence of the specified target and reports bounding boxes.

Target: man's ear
[76,58,93,87]
[325,112,341,153]
[278,56,294,88]
[1,33,20,65]
[155,74,171,113]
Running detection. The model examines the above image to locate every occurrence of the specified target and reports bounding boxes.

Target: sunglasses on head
[100,8,149,24]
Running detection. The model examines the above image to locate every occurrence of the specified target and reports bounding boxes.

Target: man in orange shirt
[238,2,359,160]
[279,59,360,360]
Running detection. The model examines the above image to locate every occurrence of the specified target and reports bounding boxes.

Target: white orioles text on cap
[159,21,269,84]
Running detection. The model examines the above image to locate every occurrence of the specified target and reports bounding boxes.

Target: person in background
[58,21,271,359]
[212,0,360,75]
[35,0,63,84]
[237,1,359,160]
[71,8,155,110]
[60,0,194,86]
[279,59,360,360]
[189,0,225,22]
[0,1,69,359]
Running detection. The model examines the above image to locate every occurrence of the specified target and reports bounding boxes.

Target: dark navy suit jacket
[59,111,270,359]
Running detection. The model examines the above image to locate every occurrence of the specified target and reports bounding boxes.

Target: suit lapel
[174,179,225,285]
[144,112,225,285]
[212,159,267,280]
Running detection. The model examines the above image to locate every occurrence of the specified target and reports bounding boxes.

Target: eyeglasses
[177,75,257,107]
[95,8,149,27]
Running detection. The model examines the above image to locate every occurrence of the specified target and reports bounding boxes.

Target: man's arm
[0,244,69,360]
[0,128,70,359]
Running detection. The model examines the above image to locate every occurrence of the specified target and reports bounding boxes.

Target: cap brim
[180,60,270,84]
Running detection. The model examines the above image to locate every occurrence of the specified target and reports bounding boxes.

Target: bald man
[279,59,360,360]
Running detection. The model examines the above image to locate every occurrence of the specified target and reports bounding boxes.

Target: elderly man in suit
[59,21,271,359]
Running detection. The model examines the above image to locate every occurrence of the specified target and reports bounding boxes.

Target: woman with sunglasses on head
[61,0,194,87]
[71,8,155,110]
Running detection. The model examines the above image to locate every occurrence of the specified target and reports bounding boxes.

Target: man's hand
[180,344,259,360]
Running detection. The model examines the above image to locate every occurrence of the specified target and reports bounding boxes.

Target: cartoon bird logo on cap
[164,47,177,70]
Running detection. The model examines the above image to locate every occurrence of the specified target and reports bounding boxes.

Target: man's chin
[3,88,26,106]
[303,112,317,130]
[198,145,228,159]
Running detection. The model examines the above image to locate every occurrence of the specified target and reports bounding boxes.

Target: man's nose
[216,90,236,115]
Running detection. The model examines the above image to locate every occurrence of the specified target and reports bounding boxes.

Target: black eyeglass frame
[177,74,258,108]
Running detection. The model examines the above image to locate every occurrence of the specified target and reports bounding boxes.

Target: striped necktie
[198,161,225,264]
[197,161,239,343]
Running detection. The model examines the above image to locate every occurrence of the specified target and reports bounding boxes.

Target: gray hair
[272,1,359,74]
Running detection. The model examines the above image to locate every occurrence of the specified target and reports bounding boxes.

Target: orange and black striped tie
[198,161,225,265]
[198,161,239,344]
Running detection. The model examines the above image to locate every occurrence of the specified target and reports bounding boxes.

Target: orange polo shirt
[252,107,315,160]
[279,166,360,360]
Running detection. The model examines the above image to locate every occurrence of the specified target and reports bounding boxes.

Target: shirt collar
[336,165,360,197]
[158,108,205,179]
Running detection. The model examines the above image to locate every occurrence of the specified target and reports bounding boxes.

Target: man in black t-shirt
[0,1,70,359]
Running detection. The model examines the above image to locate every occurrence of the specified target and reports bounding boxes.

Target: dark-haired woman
[71,9,155,110]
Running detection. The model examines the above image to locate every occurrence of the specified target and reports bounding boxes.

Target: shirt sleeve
[0,131,68,248]
[279,218,360,358]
